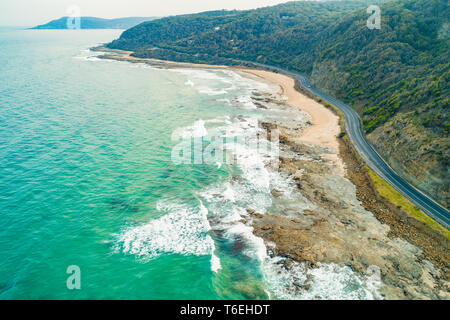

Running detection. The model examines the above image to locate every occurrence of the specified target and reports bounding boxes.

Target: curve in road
[241,61,449,229]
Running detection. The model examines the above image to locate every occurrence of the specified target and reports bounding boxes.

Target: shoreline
[95,47,449,299]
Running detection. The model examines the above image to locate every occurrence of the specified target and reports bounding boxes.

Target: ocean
[0,28,378,300]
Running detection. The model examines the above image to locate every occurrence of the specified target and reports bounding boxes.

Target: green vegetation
[367,167,449,239]
[107,0,449,206]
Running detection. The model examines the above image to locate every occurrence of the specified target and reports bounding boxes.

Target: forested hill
[32,17,157,29]
[107,0,449,207]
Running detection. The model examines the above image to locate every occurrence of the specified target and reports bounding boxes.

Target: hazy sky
[0,0,293,26]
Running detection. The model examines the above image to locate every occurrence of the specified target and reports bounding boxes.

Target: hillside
[32,17,157,29]
[107,0,449,207]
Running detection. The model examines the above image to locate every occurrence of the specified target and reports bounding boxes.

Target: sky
[0,0,294,26]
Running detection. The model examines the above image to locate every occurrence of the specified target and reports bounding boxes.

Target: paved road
[241,61,449,229]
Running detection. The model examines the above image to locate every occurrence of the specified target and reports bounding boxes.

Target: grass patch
[367,167,449,240]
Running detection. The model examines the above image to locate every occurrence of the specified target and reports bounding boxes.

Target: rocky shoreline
[244,90,449,299]
[95,46,449,299]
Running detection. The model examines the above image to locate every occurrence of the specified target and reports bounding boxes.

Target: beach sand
[234,67,344,173]
[97,48,344,170]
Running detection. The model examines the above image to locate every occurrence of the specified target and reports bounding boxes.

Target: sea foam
[262,258,383,300]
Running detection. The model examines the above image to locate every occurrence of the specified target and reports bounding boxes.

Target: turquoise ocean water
[0,28,379,300]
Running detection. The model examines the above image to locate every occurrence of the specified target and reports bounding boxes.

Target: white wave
[73,55,102,62]
[171,68,231,83]
[74,47,106,62]
[195,113,295,269]
[223,182,236,202]
[216,98,231,105]
[225,223,268,262]
[205,116,231,125]
[222,69,273,92]
[172,68,274,99]
[115,200,214,260]
[85,56,102,62]
[232,96,257,110]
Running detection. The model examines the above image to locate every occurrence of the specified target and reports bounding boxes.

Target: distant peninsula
[31,17,157,30]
